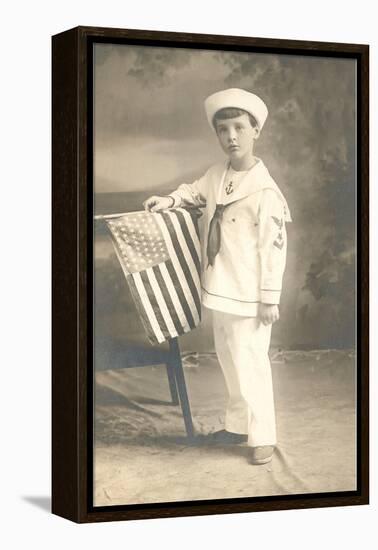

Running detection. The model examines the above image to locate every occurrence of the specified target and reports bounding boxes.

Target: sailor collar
[215,157,292,222]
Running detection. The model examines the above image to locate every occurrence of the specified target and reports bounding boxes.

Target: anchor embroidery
[225,181,234,195]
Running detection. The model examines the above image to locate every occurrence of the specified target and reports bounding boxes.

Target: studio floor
[94,350,356,506]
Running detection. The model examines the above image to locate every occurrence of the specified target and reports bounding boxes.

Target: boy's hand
[143,195,173,212]
[258,304,280,325]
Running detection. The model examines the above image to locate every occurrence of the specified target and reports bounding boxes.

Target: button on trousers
[212,310,277,447]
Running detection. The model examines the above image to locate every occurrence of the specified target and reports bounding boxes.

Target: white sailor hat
[204,88,268,131]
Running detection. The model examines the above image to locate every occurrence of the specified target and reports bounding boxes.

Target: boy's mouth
[229,145,239,151]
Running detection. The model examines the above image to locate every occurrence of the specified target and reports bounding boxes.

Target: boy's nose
[227,128,237,142]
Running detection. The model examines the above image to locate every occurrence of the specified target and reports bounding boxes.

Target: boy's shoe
[250,445,275,465]
[208,429,248,445]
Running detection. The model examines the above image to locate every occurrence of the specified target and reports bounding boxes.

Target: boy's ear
[253,126,261,140]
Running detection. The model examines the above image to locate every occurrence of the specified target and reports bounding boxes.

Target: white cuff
[260,289,281,305]
[168,192,181,208]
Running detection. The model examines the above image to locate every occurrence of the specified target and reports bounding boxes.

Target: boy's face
[215,113,260,161]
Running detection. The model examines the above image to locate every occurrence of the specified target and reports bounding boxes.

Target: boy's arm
[168,171,208,208]
[257,189,288,305]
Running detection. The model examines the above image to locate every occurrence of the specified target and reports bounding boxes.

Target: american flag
[105,208,202,344]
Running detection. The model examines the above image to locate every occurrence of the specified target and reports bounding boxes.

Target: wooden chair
[98,337,195,440]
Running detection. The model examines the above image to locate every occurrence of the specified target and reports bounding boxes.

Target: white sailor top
[169,158,292,317]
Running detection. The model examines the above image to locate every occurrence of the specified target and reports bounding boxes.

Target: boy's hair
[213,107,258,131]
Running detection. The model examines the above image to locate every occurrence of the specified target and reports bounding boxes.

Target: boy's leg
[212,310,249,435]
[222,313,276,447]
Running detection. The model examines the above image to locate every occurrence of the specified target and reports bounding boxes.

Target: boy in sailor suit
[144,88,292,465]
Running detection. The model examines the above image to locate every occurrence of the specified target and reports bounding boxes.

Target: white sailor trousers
[212,310,276,447]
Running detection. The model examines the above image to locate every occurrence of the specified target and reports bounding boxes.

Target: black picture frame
[52,25,369,523]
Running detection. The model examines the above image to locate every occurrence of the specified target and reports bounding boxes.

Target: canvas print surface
[93,43,357,506]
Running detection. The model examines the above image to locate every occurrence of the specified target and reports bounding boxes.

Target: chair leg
[165,363,179,405]
[169,338,195,439]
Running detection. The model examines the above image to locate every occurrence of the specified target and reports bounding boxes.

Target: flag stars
[105,212,169,274]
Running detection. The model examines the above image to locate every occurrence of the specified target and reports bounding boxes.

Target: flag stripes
[105,208,202,344]
[164,260,196,330]
[152,264,185,336]
[154,212,200,325]
[139,270,171,340]
[175,209,201,277]
[128,272,164,344]
[160,212,201,318]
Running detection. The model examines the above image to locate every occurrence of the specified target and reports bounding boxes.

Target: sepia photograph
[3,0,375,543]
[92,40,358,507]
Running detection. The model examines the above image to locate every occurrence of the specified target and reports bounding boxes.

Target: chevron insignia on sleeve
[273,239,284,250]
[271,216,283,229]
